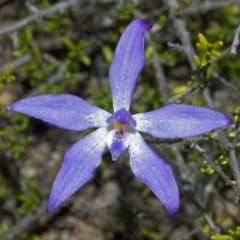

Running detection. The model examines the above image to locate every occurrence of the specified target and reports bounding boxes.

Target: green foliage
[1,107,30,159]
[39,83,64,94]
[157,13,168,27]
[137,78,165,112]
[216,53,240,82]
[102,45,114,64]
[107,30,119,43]
[206,4,238,40]
[145,45,154,60]
[20,45,58,87]
[171,85,187,95]
[195,33,223,69]
[234,106,240,128]
[161,50,182,67]
[1,1,240,238]
[43,8,70,34]
[43,0,70,25]
[188,75,203,88]
[0,173,8,200]
[2,134,30,159]
[142,186,151,197]
[88,81,113,112]
[200,160,215,175]
[0,221,10,237]
[214,155,228,166]
[62,38,91,85]
[114,207,138,224]
[11,24,59,87]
[117,3,137,20]
[15,233,41,240]
[62,38,91,67]
[188,20,200,31]
[0,65,15,90]
[12,24,37,56]
[211,226,240,240]
[202,223,212,235]
[16,178,40,215]
[11,113,30,133]
[142,227,167,240]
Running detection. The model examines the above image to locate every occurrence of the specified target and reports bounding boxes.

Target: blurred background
[0,0,240,239]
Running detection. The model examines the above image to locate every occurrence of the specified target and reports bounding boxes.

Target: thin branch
[201,82,240,193]
[184,0,240,15]
[167,86,196,103]
[0,0,80,37]
[202,211,220,233]
[25,1,40,13]
[27,54,66,97]
[217,131,240,188]
[132,9,169,97]
[230,24,240,55]
[145,138,183,145]
[180,227,202,240]
[212,72,240,97]
[171,144,189,179]
[232,127,240,148]
[0,54,31,72]
[209,47,230,64]
[167,41,185,52]
[174,18,196,70]
[190,142,240,201]
[1,202,47,240]
[1,193,117,240]
[202,87,214,108]
[0,53,66,97]
[164,0,196,70]
[147,33,168,97]
[144,133,208,146]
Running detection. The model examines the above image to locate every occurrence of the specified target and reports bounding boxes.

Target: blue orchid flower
[7,19,232,215]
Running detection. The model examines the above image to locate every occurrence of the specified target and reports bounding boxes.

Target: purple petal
[47,127,108,211]
[106,129,130,160]
[109,19,152,112]
[134,104,233,139]
[129,132,179,215]
[106,108,136,126]
[7,94,110,131]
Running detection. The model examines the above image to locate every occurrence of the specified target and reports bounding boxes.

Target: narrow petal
[109,19,152,112]
[7,94,110,131]
[106,129,130,160]
[47,127,108,211]
[134,104,233,139]
[129,132,179,215]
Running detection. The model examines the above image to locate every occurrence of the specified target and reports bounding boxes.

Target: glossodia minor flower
[7,19,233,215]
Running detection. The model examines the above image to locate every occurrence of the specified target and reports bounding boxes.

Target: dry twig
[0,0,80,37]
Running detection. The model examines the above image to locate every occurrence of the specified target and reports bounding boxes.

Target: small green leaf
[80,54,91,66]
[198,33,208,46]
[212,41,223,50]
[102,45,113,63]
[211,236,230,240]
[196,42,207,51]
[62,37,76,50]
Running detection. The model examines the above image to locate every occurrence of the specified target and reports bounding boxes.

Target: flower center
[114,121,125,138]
[106,108,136,138]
